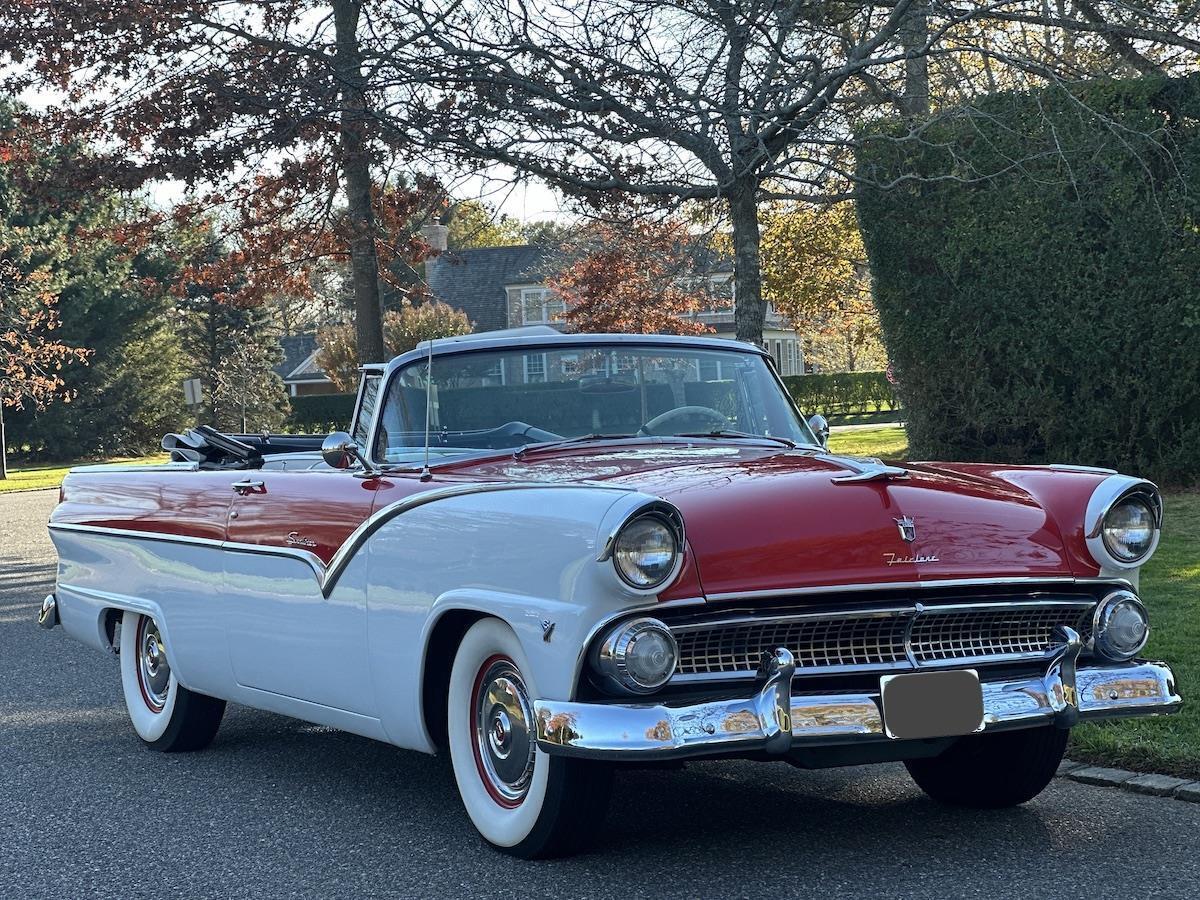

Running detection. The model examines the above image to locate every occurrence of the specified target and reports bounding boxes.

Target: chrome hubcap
[138,617,171,710]
[474,659,536,805]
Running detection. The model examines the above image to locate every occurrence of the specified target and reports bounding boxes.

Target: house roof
[276,333,318,380]
[425,245,551,332]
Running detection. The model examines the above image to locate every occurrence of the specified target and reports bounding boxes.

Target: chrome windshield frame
[365,333,821,468]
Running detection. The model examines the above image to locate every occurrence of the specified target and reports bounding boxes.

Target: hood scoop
[822,454,910,484]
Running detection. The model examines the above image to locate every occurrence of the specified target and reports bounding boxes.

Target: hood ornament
[824,454,910,484]
[894,516,917,543]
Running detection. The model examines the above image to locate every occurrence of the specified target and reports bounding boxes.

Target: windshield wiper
[513,433,638,459]
[671,430,798,449]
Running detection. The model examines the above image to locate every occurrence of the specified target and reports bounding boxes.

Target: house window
[523,353,547,384]
[483,359,505,387]
[520,288,565,324]
[699,358,725,381]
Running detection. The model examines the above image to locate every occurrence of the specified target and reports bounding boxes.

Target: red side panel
[53,469,237,542]
[225,472,385,564]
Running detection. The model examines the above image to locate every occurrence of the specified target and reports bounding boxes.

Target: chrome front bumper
[534,628,1181,761]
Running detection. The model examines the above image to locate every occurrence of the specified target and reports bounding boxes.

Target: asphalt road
[3,489,1198,899]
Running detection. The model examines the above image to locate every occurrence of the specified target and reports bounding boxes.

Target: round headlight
[1093,591,1150,662]
[594,618,678,694]
[1102,496,1157,562]
[612,515,679,589]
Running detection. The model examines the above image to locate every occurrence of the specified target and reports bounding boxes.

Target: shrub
[286,393,356,434]
[783,372,898,416]
[856,74,1200,485]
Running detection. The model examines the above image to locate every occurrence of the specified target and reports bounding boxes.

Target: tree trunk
[899,0,931,118]
[333,0,385,364]
[729,185,766,346]
[0,403,7,480]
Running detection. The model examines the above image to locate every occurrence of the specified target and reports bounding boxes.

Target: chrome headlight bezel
[1092,590,1150,662]
[1084,476,1162,571]
[593,617,679,695]
[599,502,685,594]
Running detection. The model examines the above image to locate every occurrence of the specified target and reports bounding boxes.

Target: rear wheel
[447,618,612,858]
[905,725,1068,808]
[119,610,225,752]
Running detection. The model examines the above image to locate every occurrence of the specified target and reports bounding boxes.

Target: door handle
[231,479,265,495]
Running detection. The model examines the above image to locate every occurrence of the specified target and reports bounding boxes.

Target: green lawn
[826,425,910,459]
[1070,493,1200,777]
[0,454,169,492]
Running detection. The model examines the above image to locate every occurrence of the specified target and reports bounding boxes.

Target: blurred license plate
[880,670,985,740]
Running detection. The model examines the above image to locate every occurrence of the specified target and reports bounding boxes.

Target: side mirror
[322,431,367,470]
[807,414,830,450]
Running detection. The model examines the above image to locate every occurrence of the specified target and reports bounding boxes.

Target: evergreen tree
[174,238,291,434]
[3,110,188,460]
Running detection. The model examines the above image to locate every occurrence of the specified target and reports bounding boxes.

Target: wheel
[447,618,612,858]
[905,725,1068,808]
[118,610,225,752]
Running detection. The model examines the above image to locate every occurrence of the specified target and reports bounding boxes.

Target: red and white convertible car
[41,329,1180,857]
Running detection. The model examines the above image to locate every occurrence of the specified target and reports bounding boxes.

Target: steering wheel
[638,406,730,437]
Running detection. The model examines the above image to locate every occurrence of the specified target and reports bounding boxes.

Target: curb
[1059,759,1200,802]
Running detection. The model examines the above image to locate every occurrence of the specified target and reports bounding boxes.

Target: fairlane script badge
[286,532,318,548]
[884,551,940,566]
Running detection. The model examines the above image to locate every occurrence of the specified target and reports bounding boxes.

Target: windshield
[373,343,816,464]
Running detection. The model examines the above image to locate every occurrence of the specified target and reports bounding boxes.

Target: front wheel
[905,725,1068,808]
[119,610,225,752]
[447,618,612,858]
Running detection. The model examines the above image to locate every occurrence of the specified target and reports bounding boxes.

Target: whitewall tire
[118,610,225,752]
[447,618,612,858]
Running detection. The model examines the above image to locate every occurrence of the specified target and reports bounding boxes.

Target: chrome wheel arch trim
[50,480,643,599]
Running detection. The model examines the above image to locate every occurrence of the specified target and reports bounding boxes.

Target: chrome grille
[671,600,1092,679]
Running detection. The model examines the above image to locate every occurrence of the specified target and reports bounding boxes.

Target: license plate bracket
[879,669,986,740]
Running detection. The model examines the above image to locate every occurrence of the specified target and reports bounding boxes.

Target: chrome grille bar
[670,600,1094,681]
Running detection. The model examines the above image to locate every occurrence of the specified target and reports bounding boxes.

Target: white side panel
[364,488,670,752]
[223,547,372,715]
[49,530,233,698]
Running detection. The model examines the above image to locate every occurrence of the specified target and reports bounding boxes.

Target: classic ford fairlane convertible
[41,328,1180,857]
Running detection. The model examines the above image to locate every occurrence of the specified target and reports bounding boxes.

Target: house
[421,225,806,376]
[277,229,808,394]
[275,333,339,397]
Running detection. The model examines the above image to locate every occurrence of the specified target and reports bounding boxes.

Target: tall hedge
[286,393,356,434]
[856,75,1200,485]
[783,372,898,416]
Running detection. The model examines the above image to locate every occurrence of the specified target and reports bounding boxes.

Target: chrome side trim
[67,462,200,474]
[51,481,639,599]
[702,576,1129,603]
[50,521,328,579]
[535,657,1181,761]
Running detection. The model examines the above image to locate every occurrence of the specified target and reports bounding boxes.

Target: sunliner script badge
[286,532,318,548]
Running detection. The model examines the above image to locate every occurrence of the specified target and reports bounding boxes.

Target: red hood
[447,445,1076,597]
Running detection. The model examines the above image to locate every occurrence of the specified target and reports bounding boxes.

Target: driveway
[2,490,1198,899]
